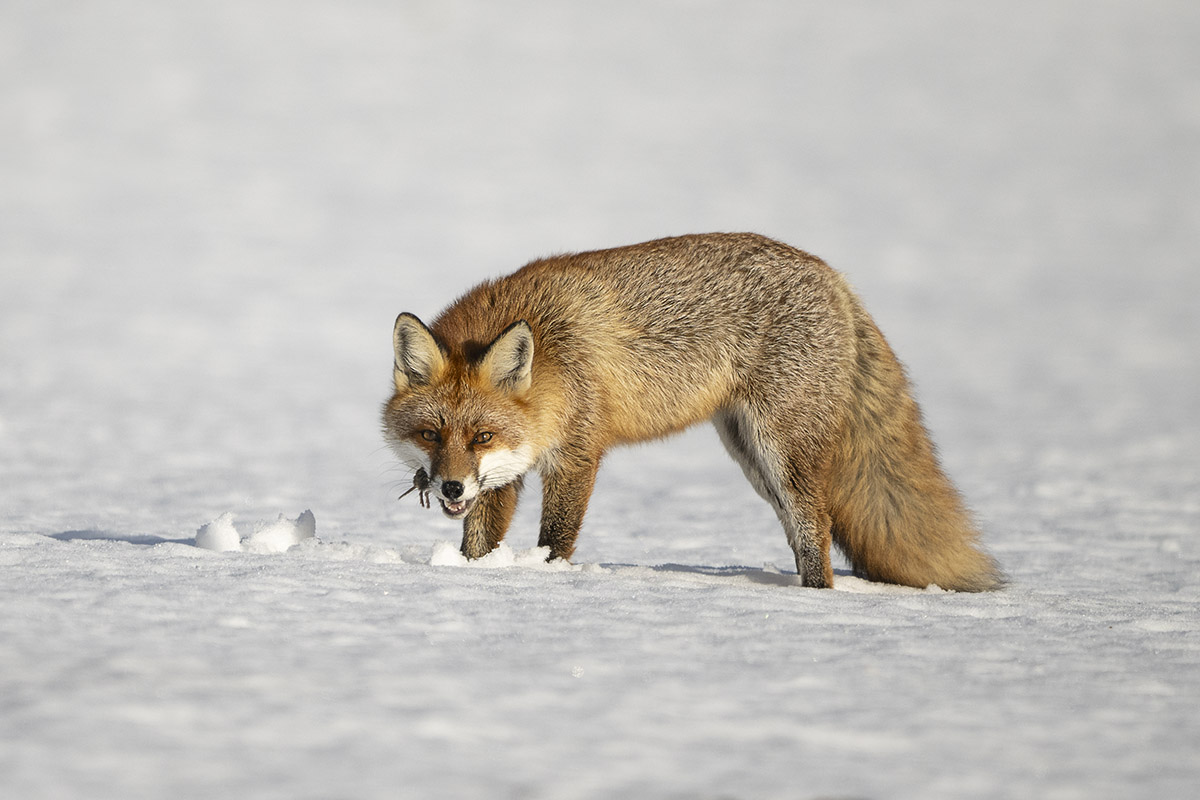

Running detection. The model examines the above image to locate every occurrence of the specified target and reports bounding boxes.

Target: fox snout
[431,475,477,519]
[438,479,472,518]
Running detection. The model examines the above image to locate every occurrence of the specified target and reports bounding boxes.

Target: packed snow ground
[2,1,1198,798]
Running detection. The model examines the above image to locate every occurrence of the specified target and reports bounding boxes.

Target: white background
[2,2,1197,798]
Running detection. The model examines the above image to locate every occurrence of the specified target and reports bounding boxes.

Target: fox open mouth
[438,497,475,519]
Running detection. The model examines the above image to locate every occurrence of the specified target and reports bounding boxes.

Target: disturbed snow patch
[195,510,316,554]
[428,540,596,572]
[832,573,948,594]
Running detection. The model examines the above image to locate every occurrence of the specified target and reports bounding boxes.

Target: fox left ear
[480,320,534,394]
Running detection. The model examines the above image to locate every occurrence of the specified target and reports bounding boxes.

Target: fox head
[383,313,536,520]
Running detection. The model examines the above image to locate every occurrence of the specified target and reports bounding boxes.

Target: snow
[2,1,1199,799]
[195,509,316,554]
[429,540,584,572]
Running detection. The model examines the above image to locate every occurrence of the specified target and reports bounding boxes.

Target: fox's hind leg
[776,451,836,588]
[461,479,523,559]
[714,404,835,588]
[714,406,782,511]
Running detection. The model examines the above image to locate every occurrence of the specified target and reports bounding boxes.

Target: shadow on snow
[50,530,193,547]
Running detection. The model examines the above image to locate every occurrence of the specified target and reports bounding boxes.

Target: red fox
[382,233,1004,591]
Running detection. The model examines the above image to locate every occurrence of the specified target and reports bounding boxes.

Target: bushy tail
[828,302,1004,592]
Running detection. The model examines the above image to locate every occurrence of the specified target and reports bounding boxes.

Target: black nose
[441,480,464,500]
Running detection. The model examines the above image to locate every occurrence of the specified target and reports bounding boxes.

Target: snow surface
[2,1,1198,798]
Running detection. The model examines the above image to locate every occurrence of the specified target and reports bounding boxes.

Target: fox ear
[393,313,446,391]
[479,320,534,394]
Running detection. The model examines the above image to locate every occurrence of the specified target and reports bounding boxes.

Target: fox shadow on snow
[49,530,847,586]
[623,562,859,588]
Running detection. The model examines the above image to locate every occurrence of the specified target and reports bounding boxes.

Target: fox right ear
[392,313,446,391]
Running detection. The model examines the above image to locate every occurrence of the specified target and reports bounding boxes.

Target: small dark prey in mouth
[398,468,431,508]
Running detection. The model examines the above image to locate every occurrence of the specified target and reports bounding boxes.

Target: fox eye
[419,430,440,442]
[473,432,493,445]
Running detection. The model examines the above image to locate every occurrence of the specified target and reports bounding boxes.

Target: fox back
[383,233,1003,591]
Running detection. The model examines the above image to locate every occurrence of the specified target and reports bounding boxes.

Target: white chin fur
[478,445,535,489]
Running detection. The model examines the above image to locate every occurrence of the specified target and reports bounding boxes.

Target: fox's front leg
[538,457,600,561]
[460,480,523,559]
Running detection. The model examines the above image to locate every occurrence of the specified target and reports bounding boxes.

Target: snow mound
[195,510,316,554]
[428,540,584,571]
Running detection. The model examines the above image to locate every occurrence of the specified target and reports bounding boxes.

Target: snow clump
[195,510,316,553]
[429,540,589,571]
